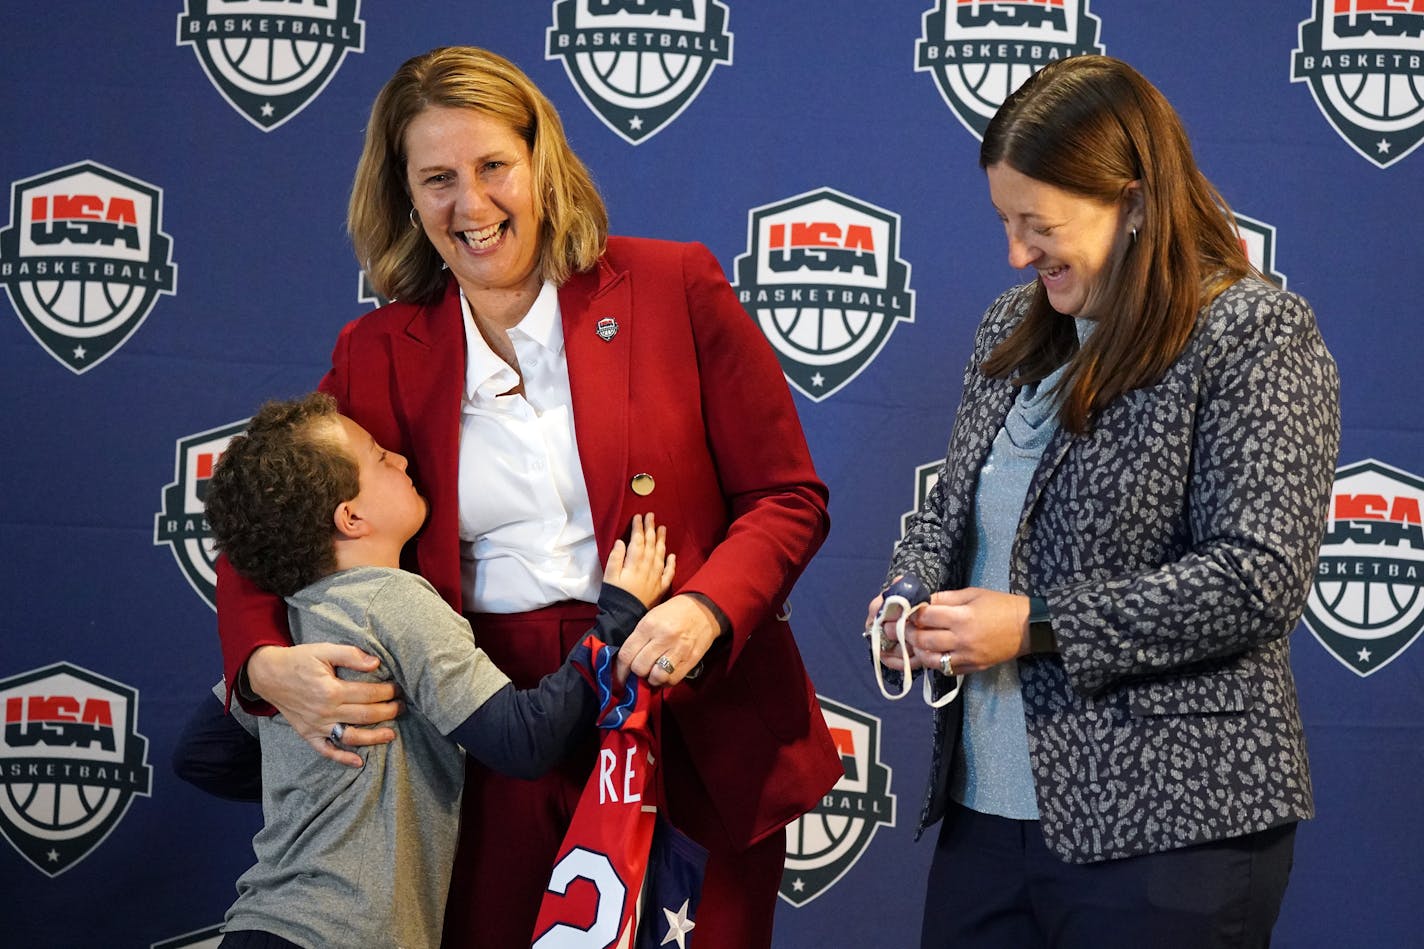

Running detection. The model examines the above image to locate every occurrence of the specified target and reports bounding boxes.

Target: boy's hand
[603,513,675,609]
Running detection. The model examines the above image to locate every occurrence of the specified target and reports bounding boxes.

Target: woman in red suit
[216,46,840,948]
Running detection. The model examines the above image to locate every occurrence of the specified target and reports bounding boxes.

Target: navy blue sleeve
[171,693,262,802]
[448,584,645,778]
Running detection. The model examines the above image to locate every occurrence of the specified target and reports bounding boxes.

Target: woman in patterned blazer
[867,56,1339,949]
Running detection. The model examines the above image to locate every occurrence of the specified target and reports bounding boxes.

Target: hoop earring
[409,206,420,229]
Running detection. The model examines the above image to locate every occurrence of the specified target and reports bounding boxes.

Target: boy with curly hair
[176,392,673,949]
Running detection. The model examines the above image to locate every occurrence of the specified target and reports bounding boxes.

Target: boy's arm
[171,682,263,802]
[447,584,645,779]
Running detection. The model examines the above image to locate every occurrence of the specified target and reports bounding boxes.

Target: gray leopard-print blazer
[889,277,1340,864]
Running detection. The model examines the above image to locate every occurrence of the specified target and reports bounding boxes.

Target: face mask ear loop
[871,597,916,701]
[923,664,961,708]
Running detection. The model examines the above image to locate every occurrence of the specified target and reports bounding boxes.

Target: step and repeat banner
[3,2,1422,946]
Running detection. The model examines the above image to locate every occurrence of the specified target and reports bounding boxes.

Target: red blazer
[218,236,841,848]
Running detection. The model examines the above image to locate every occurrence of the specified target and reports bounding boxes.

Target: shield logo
[177,0,365,131]
[1303,458,1424,676]
[0,161,178,373]
[547,0,734,144]
[780,696,896,906]
[1291,1,1424,168]
[154,418,249,610]
[733,187,915,402]
[0,663,153,877]
[915,0,1104,141]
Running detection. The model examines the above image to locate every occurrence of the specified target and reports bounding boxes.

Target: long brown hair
[348,47,608,305]
[979,55,1256,432]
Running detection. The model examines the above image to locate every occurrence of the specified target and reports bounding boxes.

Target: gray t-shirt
[224,566,513,949]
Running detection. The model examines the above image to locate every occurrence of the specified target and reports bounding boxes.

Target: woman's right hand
[245,643,401,768]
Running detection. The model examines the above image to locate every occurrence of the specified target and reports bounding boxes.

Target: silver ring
[655,655,676,676]
[939,652,954,677]
[328,723,346,744]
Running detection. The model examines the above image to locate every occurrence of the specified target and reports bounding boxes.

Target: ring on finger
[655,655,676,676]
[328,723,346,744]
[939,652,954,677]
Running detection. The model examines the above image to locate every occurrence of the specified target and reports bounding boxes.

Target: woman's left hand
[618,593,721,687]
[907,587,1031,675]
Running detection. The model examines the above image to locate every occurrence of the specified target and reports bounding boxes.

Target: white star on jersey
[660,898,696,947]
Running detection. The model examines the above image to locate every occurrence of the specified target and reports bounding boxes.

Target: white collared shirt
[456,281,600,612]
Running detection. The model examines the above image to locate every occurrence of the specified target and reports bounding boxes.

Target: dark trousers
[921,802,1296,949]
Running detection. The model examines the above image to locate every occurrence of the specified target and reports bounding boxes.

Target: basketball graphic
[766,303,875,366]
[1314,568,1423,633]
[212,34,335,95]
[547,0,733,144]
[0,161,177,373]
[781,698,895,906]
[0,664,152,877]
[734,188,915,402]
[916,0,1104,140]
[579,49,702,108]
[1302,459,1424,676]
[177,0,366,131]
[5,775,118,840]
[1292,0,1424,167]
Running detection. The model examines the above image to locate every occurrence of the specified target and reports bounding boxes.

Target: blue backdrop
[3,2,1422,947]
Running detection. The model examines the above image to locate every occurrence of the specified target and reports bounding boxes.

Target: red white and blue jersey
[531,637,707,949]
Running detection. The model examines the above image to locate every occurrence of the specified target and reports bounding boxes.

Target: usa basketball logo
[1303,459,1424,676]
[915,0,1105,140]
[0,161,178,374]
[155,418,249,610]
[177,0,365,132]
[546,0,733,144]
[0,663,153,877]
[1291,1,1424,167]
[733,187,915,402]
[781,696,895,907]
[1233,211,1288,289]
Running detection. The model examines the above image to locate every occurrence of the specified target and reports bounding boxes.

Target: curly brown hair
[205,393,359,597]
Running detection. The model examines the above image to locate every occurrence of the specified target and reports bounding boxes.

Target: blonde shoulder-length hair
[348,46,608,305]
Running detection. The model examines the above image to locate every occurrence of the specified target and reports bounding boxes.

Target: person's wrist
[243,645,279,701]
[1026,595,1057,653]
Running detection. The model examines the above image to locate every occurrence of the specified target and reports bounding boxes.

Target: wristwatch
[1027,595,1057,653]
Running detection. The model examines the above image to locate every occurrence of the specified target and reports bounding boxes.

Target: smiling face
[986,162,1140,319]
[330,414,428,547]
[404,105,543,307]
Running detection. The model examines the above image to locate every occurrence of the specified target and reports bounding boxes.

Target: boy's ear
[332,498,370,539]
